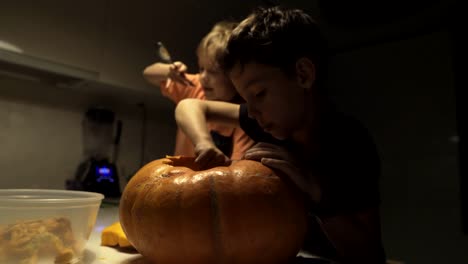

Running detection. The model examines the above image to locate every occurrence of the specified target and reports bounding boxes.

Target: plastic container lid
[0,189,104,208]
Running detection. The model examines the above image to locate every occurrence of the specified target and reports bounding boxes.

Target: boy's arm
[144,62,201,103]
[175,98,241,168]
[319,207,385,264]
[143,62,173,86]
[143,61,193,87]
[243,143,385,263]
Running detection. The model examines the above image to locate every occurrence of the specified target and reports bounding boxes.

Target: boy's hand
[244,142,321,203]
[194,141,230,170]
[168,61,194,86]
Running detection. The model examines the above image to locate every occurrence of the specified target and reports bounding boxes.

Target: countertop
[83,205,143,264]
[82,204,332,264]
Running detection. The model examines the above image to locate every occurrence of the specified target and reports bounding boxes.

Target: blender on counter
[66,107,122,198]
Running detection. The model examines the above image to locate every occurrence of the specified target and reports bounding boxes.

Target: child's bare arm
[143,61,192,86]
[175,99,240,168]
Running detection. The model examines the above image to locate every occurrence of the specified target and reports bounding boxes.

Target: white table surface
[82,204,331,264]
[83,205,143,264]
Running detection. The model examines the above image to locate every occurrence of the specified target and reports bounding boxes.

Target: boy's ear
[295,57,316,90]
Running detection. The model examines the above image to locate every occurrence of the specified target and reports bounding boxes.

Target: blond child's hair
[197,21,238,67]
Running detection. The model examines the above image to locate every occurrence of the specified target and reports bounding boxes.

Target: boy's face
[229,62,309,140]
[198,49,237,101]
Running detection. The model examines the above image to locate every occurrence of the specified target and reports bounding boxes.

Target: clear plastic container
[0,189,104,264]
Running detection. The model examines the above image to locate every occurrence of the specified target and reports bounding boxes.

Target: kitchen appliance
[66,107,122,198]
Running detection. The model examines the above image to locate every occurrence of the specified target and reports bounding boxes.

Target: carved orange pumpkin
[120,156,308,264]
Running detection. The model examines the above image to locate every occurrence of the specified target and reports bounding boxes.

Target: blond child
[143,21,254,162]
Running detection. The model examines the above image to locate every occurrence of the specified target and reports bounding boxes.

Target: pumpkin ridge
[173,176,185,260]
[209,174,223,262]
[133,179,156,249]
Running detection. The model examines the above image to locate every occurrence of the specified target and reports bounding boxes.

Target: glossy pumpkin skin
[120,156,308,264]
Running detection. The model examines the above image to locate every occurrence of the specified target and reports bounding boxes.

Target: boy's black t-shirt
[238,104,381,216]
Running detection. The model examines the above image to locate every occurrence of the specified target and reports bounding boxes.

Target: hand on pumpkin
[194,141,231,169]
[244,142,321,203]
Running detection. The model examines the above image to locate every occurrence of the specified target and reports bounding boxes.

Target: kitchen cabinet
[0,0,161,100]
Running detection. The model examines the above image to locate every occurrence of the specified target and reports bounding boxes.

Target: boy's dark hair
[221,6,328,87]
